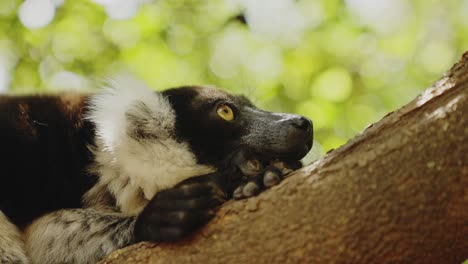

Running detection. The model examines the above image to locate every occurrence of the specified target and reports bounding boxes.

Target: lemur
[0,76,313,263]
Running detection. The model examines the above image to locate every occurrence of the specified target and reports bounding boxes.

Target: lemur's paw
[232,159,302,200]
[134,181,226,242]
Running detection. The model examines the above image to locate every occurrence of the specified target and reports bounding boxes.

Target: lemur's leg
[24,209,135,264]
[25,177,226,263]
[0,211,29,264]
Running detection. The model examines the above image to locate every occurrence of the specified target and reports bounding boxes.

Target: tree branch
[101,52,468,264]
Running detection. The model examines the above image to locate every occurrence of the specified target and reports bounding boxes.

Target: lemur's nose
[291,117,313,133]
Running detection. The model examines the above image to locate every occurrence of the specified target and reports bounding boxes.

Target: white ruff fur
[86,76,214,215]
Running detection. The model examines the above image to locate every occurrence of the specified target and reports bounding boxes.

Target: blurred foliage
[1,0,467,155]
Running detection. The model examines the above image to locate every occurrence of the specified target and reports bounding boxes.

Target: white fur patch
[0,211,29,263]
[86,76,214,215]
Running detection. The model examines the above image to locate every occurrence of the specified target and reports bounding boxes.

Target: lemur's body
[0,94,94,229]
[0,77,313,263]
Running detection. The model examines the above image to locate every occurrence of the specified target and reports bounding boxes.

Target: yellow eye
[216,104,234,121]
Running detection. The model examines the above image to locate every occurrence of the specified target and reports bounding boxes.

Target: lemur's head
[163,86,313,166]
[88,78,313,209]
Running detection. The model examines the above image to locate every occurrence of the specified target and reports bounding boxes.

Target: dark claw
[270,160,302,175]
[233,185,245,200]
[263,167,282,187]
[232,179,261,200]
[238,159,263,176]
[232,150,264,176]
[242,181,260,197]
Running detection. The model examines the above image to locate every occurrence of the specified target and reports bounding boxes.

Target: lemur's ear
[125,101,174,140]
[87,75,176,149]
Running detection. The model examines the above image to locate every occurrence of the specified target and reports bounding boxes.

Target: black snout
[291,117,312,134]
[282,116,313,159]
[287,116,313,146]
[241,108,314,160]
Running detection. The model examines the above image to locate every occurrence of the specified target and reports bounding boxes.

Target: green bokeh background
[1,0,467,157]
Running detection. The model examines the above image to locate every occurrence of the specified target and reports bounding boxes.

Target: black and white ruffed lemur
[0,76,313,263]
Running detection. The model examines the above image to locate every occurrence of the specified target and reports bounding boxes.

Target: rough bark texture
[101,53,468,264]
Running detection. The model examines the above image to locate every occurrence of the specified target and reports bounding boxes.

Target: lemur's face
[163,86,313,167]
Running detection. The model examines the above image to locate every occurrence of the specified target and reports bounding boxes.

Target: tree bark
[101,53,468,264]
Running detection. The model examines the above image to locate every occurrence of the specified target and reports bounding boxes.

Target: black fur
[0,95,96,227]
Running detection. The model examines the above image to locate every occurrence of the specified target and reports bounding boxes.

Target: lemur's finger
[271,160,294,175]
[232,174,263,199]
[270,159,302,176]
[238,159,263,176]
[232,185,245,199]
[233,183,258,199]
[243,181,261,197]
[263,166,282,187]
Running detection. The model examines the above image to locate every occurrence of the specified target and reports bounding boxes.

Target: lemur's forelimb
[135,173,226,242]
[24,209,135,264]
[24,174,226,263]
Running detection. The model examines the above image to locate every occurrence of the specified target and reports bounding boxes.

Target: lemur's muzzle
[280,116,313,160]
[241,108,314,160]
[285,116,313,156]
